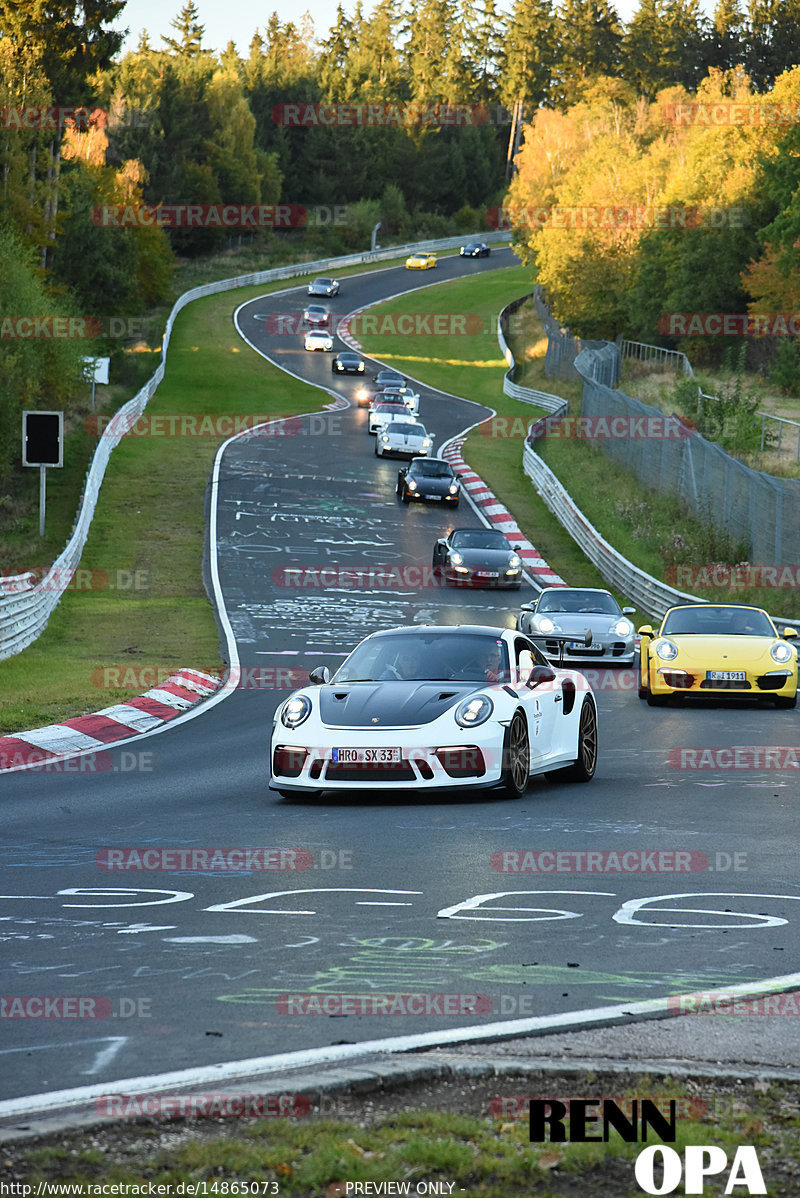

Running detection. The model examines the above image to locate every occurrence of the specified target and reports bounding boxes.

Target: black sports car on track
[397,457,460,506]
[432,527,523,588]
[331,351,365,375]
[460,242,491,257]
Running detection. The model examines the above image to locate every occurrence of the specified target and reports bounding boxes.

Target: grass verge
[3,1074,798,1196]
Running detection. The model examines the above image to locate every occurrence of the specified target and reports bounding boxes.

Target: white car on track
[375,420,432,458]
[369,401,417,435]
[304,329,333,351]
[270,625,598,798]
[376,386,421,416]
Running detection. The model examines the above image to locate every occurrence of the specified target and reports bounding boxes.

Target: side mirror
[526,664,557,688]
[513,545,523,552]
[781,627,798,639]
[638,625,655,638]
[519,603,535,613]
[622,607,636,616]
[308,665,330,685]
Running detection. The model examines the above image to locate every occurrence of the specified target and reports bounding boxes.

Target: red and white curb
[0,668,221,772]
[441,437,567,589]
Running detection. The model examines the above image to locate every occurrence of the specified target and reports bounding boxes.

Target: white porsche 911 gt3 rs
[270,625,598,797]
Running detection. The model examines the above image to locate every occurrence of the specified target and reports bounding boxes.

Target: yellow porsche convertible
[638,603,798,708]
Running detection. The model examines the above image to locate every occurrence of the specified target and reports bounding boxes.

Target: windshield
[333,632,511,684]
[662,606,775,637]
[387,423,426,436]
[537,590,620,615]
[410,460,453,478]
[451,530,509,551]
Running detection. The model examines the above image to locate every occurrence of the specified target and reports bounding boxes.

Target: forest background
[2,0,800,480]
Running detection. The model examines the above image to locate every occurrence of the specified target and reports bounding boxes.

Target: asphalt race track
[1,249,799,1104]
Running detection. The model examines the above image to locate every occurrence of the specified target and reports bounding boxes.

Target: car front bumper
[271,728,508,792]
[446,568,521,588]
[529,634,635,665]
[648,664,796,699]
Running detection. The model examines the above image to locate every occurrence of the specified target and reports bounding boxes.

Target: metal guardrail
[623,341,800,461]
[502,292,800,623]
[495,293,698,617]
[620,339,694,378]
[521,443,700,619]
[497,294,567,416]
[0,231,511,662]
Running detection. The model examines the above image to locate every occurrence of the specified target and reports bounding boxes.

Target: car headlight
[358,364,364,371]
[455,694,494,728]
[281,694,312,728]
[448,484,459,495]
[537,617,557,634]
[771,642,794,663]
[509,554,521,569]
[381,434,390,442]
[406,479,417,490]
[450,551,463,565]
[422,438,432,446]
[612,619,633,637]
[654,639,678,661]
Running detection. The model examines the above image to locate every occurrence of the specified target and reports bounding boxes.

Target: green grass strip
[6,1078,796,1195]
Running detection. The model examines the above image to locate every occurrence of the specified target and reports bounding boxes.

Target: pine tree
[624,0,707,99]
[161,2,213,58]
[499,0,560,112]
[556,0,623,103]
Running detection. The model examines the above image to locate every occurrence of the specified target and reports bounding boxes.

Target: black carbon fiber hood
[318,681,479,728]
